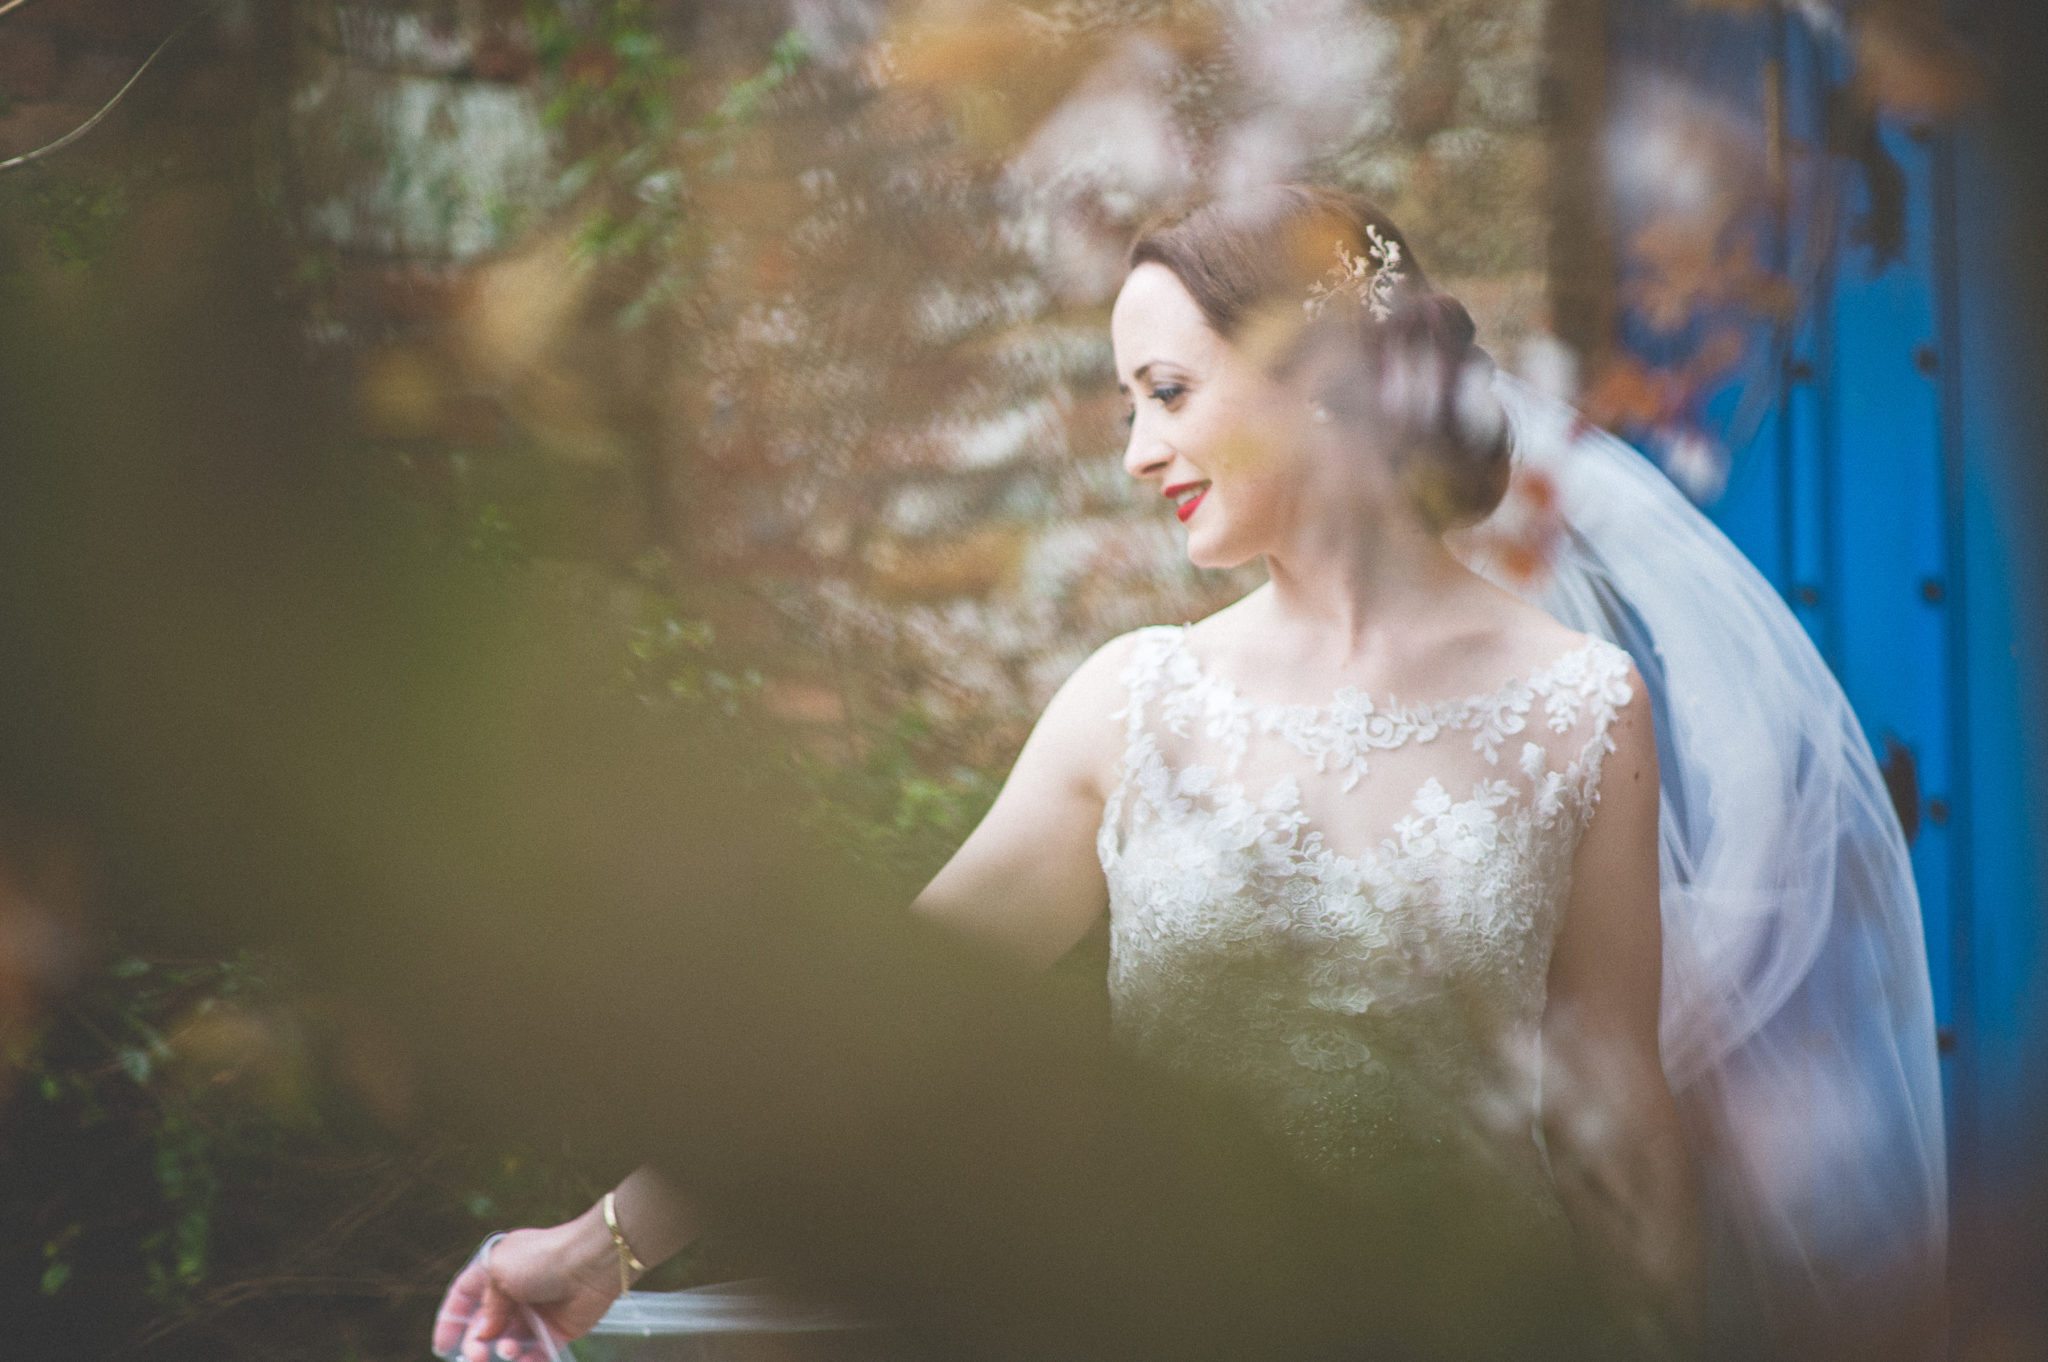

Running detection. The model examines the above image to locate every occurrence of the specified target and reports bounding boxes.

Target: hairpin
[1302,223,1405,322]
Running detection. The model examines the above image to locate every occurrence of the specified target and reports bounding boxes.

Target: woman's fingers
[431,1259,489,1356]
[487,1336,533,1362]
[464,1325,520,1362]
[464,1281,515,1362]
[435,1225,585,1362]
[470,1296,558,1362]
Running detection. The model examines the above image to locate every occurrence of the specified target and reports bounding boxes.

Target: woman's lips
[1171,477,1212,520]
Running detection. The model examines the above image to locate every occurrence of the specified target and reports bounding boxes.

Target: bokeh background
[2,0,2043,1358]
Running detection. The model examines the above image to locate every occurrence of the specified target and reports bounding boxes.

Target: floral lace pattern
[1149,627,1626,787]
[1096,624,1636,1205]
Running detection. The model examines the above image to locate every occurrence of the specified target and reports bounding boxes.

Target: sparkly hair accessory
[1302,223,1405,321]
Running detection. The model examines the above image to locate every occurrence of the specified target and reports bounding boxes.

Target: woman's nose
[1123,430,1171,482]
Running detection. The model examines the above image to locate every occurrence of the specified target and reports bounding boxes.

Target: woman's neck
[1256,518,1494,667]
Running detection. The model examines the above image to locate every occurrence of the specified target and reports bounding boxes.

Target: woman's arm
[1539,667,1704,1357]
[438,633,1138,1359]
[908,630,1140,969]
[436,1166,703,1362]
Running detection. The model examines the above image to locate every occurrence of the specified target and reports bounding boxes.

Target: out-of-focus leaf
[879,5,1193,156]
[1854,7,1985,119]
[1580,354,1674,431]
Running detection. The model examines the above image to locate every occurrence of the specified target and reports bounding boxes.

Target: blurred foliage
[0,482,998,1360]
[0,0,2003,1357]
[11,173,131,268]
[0,10,992,1356]
[544,536,1001,896]
[525,1,815,329]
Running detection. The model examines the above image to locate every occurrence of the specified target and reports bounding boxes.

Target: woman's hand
[432,1207,623,1362]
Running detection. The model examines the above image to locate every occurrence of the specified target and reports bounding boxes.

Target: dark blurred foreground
[0,122,1640,1362]
[0,15,1645,1362]
[1,3,2045,1360]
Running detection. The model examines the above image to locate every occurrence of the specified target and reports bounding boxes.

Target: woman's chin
[1183,533,1245,571]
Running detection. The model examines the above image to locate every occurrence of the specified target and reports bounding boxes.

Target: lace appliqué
[1145,629,1619,791]
[1097,624,1638,1197]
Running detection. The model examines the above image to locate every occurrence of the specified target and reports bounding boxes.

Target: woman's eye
[1120,385,1185,430]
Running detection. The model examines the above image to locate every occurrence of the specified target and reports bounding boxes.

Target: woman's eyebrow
[1115,360,1165,396]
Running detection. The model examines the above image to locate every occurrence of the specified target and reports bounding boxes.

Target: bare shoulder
[1173,591,1272,665]
[1485,595,1598,671]
[1461,593,1636,698]
[1047,626,1153,707]
[1416,596,1617,697]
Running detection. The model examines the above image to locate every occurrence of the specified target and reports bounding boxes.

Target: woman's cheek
[1205,424,1275,480]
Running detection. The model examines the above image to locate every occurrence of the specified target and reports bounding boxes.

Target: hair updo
[1123,183,1512,532]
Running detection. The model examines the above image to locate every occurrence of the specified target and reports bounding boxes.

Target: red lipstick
[1164,480,1210,524]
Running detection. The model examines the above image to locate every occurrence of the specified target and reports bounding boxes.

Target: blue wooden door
[1600,0,2043,1196]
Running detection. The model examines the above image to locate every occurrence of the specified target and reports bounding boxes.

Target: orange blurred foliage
[1854,6,1985,119]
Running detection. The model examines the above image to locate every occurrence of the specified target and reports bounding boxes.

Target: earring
[1309,404,1332,424]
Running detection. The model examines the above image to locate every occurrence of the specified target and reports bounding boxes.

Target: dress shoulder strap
[1096,626,1186,871]
[1550,637,1640,834]
[1105,624,1188,744]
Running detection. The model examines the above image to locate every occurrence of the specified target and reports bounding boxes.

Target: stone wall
[718,0,1583,761]
[2,0,1584,772]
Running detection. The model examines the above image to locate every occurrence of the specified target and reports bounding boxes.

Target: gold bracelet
[601,1190,648,1295]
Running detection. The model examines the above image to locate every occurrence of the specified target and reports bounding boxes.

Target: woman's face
[1110,262,1355,568]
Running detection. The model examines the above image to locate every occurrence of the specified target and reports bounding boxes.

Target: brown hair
[1123,184,1511,531]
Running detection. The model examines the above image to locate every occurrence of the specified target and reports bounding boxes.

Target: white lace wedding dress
[1095,621,1638,1242]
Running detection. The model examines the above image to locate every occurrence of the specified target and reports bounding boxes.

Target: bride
[436,184,1944,1362]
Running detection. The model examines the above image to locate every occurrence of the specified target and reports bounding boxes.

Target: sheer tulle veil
[1458,366,1949,1356]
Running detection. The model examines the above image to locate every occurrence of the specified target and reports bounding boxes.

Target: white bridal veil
[1464,368,1949,1356]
